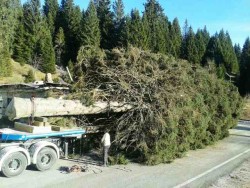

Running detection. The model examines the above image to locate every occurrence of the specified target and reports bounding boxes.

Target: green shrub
[24,69,35,83]
[109,154,129,165]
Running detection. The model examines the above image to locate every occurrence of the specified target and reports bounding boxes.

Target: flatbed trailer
[0,128,85,177]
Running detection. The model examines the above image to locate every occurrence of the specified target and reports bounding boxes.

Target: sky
[21,0,250,47]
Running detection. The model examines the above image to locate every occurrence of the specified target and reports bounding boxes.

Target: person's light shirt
[101,133,111,146]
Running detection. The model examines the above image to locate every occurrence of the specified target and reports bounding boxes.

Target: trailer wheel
[1,152,27,178]
[35,147,57,171]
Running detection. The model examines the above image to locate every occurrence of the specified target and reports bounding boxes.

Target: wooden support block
[51,126,80,131]
[34,117,48,122]
[14,122,33,133]
[33,121,44,127]
[43,122,50,127]
[51,126,61,131]
[15,122,52,133]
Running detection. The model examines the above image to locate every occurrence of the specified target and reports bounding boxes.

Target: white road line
[173,148,250,188]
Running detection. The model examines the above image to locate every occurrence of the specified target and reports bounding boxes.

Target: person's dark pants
[103,145,110,166]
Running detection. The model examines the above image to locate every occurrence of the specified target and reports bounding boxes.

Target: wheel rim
[8,159,21,172]
[41,154,51,166]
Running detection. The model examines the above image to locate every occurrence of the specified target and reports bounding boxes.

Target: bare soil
[210,159,250,188]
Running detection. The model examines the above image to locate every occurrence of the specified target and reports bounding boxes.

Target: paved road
[1,123,250,188]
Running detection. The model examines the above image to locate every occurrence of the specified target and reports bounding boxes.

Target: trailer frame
[0,128,85,177]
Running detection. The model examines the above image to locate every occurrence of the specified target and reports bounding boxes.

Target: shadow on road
[230,134,250,138]
[61,158,102,166]
[235,125,250,131]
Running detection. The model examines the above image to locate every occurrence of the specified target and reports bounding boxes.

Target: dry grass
[0,59,58,84]
[241,97,250,120]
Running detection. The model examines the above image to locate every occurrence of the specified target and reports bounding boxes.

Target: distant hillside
[0,60,46,84]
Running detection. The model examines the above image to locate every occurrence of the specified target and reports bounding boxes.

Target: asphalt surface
[1,123,250,188]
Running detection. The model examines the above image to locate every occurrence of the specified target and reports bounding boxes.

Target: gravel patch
[210,159,250,188]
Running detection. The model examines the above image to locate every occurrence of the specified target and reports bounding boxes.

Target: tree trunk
[5,97,133,120]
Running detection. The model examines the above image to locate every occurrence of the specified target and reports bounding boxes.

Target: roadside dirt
[210,159,250,188]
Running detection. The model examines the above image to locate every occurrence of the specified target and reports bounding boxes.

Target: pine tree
[155,15,169,54]
[37,21,56,73]
[218,30,239,74]
[113,0,124,24]
[127,9,149,50]
[96,0,115,49]
[80,0,100,47]
[239,38,250,94]
[180,19,189,59]
[202,34,225,77]
[0,0,20,76]
[0,0,21,52]
[144,0,169,54]
[169,18,182,58]
[113,0,126,47]
[54,27,65,65]
[14,0,56,72]
[201,26,210,46]
[195,29,206,64]
[203,34,223,64]
[13,17,31,65]
[22,0,42,62]
[186,27,199,64]
[59,0,82,64]
[234,43,241,63]
[122,15,131,48]
[43,0,59,37]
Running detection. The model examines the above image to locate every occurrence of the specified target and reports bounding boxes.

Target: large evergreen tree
[180,19,189,59]
[0,0,21,52]
[169,18,182,58]
[202,34,225,78]
[96,0,115,49]
[21,0,42,62]
[113,0,126,47]
[0,0,20,76]
[80,1,100,47]
[186,26,199,64]
[37,21,56,73]
[239,38,250,94]
[144,0,169,54]
[234,43,241,63]
[59,0,82,65]
[13,16,30,65]
[195,29,207,64]
[127,9,149,50]
[13,0,56,72]
[43,0,59,37]
[218,30,239,74]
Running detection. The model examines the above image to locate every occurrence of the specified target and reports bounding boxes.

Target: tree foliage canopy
[74,46,243,164]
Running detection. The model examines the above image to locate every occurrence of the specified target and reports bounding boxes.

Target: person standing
[101,130,111,167]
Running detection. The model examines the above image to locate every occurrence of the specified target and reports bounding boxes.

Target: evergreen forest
[0,0,249,95]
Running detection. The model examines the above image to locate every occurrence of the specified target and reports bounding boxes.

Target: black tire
[35,147,57,171]
[1,152,27,178]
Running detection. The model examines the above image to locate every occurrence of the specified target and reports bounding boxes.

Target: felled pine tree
[74,46,243,165]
